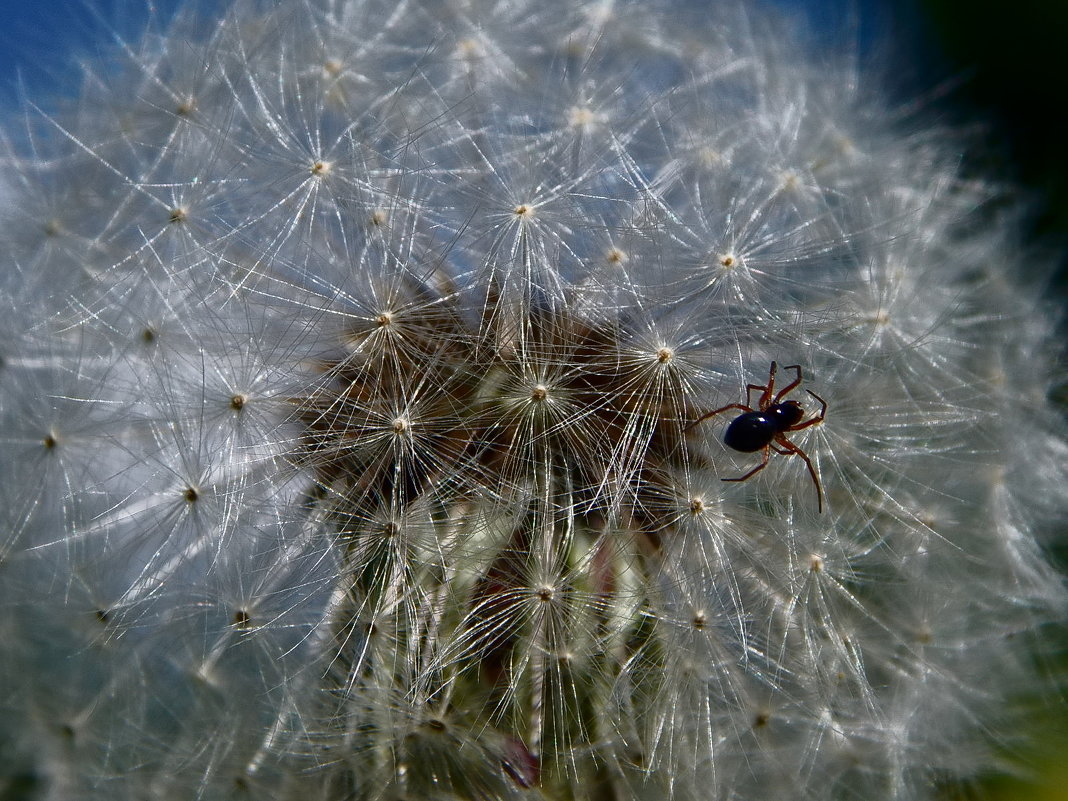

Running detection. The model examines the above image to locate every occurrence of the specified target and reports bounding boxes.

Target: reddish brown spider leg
[686,403,752,432]
[772,364,804,404]
[774,434,823,513]
[808,389,827,421]
[722,444,771,483]
[763,360,780,405]
[746,382,771,409]
[787,390,828,431]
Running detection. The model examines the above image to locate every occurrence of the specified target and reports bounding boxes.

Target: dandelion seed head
[0,0,1065,799]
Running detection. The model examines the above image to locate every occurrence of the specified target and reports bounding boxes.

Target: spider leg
[807,389,827,421]
[745,383,770,409]
[686,403,752,432]
[773,364,804,403]
[787,389,828,432]
[774,434,823,513]
[762,361,779,407]
[722,444,770,483]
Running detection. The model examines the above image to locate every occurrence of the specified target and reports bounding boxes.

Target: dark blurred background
[920,0,1068,303]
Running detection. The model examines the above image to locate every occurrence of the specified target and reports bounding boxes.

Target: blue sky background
[0,0,187,108]
[0,0,937,107]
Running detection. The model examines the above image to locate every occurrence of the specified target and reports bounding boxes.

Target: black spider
[688,362,827,512]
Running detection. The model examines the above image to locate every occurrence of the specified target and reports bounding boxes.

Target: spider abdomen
[724,412,777,452]
[724,401,805,452]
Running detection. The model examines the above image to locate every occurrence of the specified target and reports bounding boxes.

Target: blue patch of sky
[0,0,945,112]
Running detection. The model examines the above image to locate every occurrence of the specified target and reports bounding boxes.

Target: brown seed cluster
[300,288,700,531]
[296,281,707,708]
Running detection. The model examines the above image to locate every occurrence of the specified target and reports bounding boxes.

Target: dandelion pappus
[688,362,827,512]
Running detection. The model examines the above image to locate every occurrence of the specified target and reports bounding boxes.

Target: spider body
[689,362,827,511]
